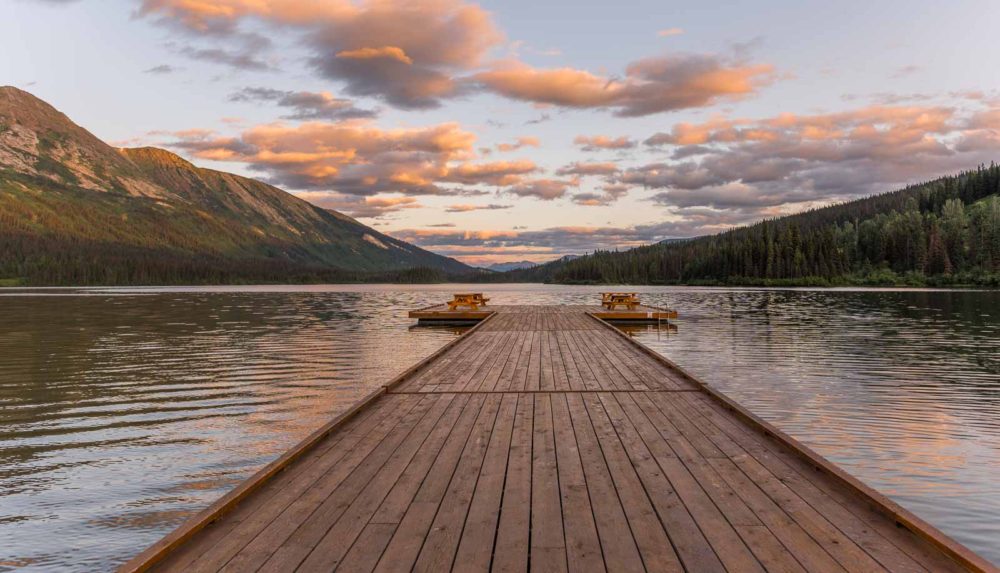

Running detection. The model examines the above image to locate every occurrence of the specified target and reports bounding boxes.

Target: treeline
[0,232,454,286]
[540,164,1000,286]
[0,169,467,285]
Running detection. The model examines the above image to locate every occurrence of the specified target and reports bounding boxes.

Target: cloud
[966,106,1000,130]
[441,160,539,186]
[526,113,551,125]
[140,1,773,115]
[294,192,422,218]
[391,219,722,264]
[141,0,504,109]
[570,192,611,206]
[445,203,514,212]
[474,63,618,107]
[658,27,684,37]
[143,64,178,74]
[555,161,619,177]
[336,46,414,65]
[228,87,376,120]
[166,119,478,195]
[626,102,1000,213]
[506,178,577,200]
[165,119,545,196]
[573,135,637,151]
[496,136,540,152]
[474,54,774,116]
[175,44,271,70]
[571,182,631,206]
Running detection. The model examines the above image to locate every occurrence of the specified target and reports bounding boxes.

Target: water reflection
[0,289,461,571]
[625,287,1000,565]
[0,285,997,569]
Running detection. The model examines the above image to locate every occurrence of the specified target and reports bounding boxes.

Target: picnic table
[601,292,640,310]
[447,293,490,310]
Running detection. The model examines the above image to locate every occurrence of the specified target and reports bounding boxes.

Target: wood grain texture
[122,305,993,573]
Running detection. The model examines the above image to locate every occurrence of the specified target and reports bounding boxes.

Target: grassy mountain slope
[0,87,471,285]
[494,166,1000,286]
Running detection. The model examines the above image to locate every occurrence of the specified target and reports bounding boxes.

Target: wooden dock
[408,303,678,324]
[122,305,995,573]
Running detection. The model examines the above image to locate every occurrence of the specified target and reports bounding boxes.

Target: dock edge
[117,312,498,573]
[585,311,997,573]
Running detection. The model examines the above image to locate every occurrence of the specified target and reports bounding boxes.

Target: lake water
[0,285,997,570]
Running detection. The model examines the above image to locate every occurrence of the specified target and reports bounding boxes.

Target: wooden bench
[601,292,639,310]
[447,293,489,311]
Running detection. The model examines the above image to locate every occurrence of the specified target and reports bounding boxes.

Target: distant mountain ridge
[483,260,537,272]
[0,87,471,285]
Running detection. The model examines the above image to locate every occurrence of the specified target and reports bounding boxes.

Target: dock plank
[492,393,534,572]
[530,393,568,573]
[129,305,988,573]
[550,393,605,573]
[452,393,518,570]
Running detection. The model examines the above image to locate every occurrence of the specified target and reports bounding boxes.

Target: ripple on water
[0,285,998,569]
[630,288,1000,564]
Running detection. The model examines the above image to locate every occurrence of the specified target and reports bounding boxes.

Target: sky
[3,0,1000,265]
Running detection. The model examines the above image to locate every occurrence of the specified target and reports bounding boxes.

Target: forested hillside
[0,87,471,285]
[537,165,1000,286]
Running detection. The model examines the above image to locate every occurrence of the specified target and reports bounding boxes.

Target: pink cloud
[507,178,578,200]
[141,0,504,108]
[627,101,1000,212]
[335,46,414,65]
[555,161,620,177]
[141,1,775,115]
[167,119,478,195]
[445,203,513,212]
[496,136,540,152]
[294,192,422,218]
[573,135,636,151]
[475,54,774,116]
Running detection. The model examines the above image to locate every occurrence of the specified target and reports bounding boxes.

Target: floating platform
[409,303,678,324]
[122,305,994,573]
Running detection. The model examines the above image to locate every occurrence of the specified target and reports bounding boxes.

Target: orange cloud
[169,119,478,195]
[628,101,1000,213]
[475,62,619,107]
[496,136,540,152]
[573,135,637,151]
[142,0,504,108]
[336,46,413,65]
[646,105,957,150]
[166,120,550,196]
[476,54,774,116]
[442,160,539,186]
[293,192,422,218]
[507,178,578,200]
[392,220,712,264]
[142,1,773,115]
[571,193,610,206]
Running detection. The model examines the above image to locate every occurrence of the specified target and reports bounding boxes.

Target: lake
[0,285,997,570]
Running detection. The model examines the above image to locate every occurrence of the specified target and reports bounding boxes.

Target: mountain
[471,254,580,283]
[483,260,537,272]
[0,87,472,285]
[510,166,1000,286]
